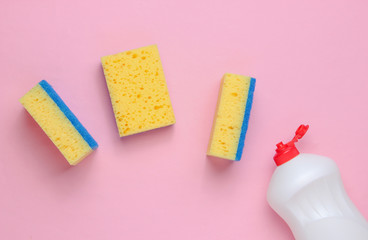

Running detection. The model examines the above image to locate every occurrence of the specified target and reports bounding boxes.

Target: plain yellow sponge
[207,73,256,161]
[20,80,98,165]
[101,45,176,137]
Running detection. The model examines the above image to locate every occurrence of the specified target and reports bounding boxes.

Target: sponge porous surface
[101,45,175,137]
[207,73,255,161]
[20,81,97,165]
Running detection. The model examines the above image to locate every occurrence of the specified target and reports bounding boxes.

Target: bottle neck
[274,146,299,166]
[273,125,309,166]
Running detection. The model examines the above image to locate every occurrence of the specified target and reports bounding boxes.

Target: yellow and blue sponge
[20,80,98,165]
[207,73,256,161]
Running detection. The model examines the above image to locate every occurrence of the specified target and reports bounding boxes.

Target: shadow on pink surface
[201,155,238,197]
[206,155,233,172]
[17,109,97,172]
[110,125,176,163]
[97,64,120,137]
[265,203,293,238]
[119,124,175,143]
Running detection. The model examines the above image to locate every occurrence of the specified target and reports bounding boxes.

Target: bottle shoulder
[275,153,338,176]
[267,153,340,205]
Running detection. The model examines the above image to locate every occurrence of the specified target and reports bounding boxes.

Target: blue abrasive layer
[235,78,256,161]
[39,80,98,150]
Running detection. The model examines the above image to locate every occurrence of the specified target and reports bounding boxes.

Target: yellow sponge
[207,73,256,161]
[101,45,175,137]
[20,80,98,165]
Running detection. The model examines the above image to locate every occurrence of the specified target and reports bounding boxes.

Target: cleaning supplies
[20,80,98,165]
[207,73,255,160]
[267,125,368,240]
[101,45,176,137]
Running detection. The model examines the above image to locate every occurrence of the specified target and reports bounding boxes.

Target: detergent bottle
[267,125,368,240]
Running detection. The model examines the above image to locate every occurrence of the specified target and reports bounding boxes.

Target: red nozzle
[274,124,309,166]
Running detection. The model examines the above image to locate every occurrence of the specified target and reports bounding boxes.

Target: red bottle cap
[274,124,309,166]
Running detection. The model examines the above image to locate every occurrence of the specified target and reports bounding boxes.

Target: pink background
[1,0,368,239]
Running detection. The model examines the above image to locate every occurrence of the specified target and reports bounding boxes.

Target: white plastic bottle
[267,125,368,240]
